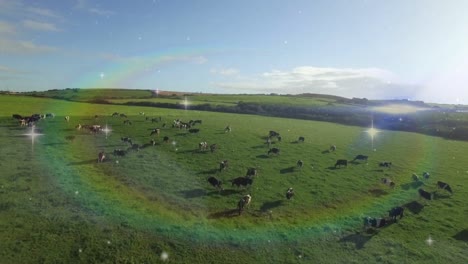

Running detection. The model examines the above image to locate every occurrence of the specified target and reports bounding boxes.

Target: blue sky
[1,0,468,103]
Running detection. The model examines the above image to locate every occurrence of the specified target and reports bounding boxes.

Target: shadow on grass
[180,188,206,199]
[97,144,124,148]
[453,229,468,242]
[209,189,240,196]
[339,233,374,249]
[327,166,339,170]
[197,169,219,175]
[401,181,424,190]
[321,150,330,154]
[68,159,98,166]
[251,145,267,149]
[280,166,295,174]
[433,192,451,200]
[403,201,424,214]
[260,200,283,212]
[368,189,388,197]
[43,142,67,146]
[207,209,239,219]
[256,154,269,159]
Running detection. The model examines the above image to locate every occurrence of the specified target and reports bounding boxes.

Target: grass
[1,94,467,263]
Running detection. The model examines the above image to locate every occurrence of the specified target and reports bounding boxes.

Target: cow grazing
[423,172,430,180]
[419,188,433,200]
[231,177,253,188]
[224,125,231,133]
[381,178,396,188]
[238,194,252,215]
[123,120,132,125]
[334,159,348,168]
[163,136,170,143]
[113,149,126,156]
[364,217,388,229]
[436,181,453,194]
[210,144,217,153]
[379,161,392,167]
[112,112,119,117]
[353,155,368,162]
[269,130,280,138]
[150,128,160,136]
[45,113,54,118]
[65,116,70,122]
[330,145,337,152]
[412,174,420,182]
[268,147,280,155]
[246,167,257,177]
[219,160,229,172]
[98,152,105,163]
[75,124,82,130]
[189,128,200,134]
[298,136,305,143]
[150,139,156,146]
[208,176,223,190]
[286,187,294,200]
[199,141,208,151]
[297,160,303,168]
[388,206,404,222]
[12,114,22,120]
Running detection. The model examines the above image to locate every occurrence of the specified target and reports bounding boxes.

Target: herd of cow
[13,111,455,226]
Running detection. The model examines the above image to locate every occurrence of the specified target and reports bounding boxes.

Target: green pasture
[0,95,467,263]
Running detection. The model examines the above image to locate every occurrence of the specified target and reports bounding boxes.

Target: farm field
[1,94,467,263]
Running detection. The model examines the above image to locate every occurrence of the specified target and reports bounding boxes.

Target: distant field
[1,94,467,263]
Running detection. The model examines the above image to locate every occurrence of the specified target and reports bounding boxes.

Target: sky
[1,0,468,104]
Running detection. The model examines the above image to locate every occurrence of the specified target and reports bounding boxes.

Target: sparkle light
[100,72,105,79]
[22,126,43,146]
[160,251,169,261]
[365,119,380,150]
[102,123,112,138]
[182,96,189,110]
[426,236,434,246]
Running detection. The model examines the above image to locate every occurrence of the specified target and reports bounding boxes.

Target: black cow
[268,148,280,155]
[113,149,126,156]
[121,137,132,144]
[219,160,228,172]
[231,177,253,188]
[163,136,170,143]
[189,128,200,134]
[335,159,347,168]
[277,136,282,142]
[423,172,430,180]
[112,112,119,117]
[12,114,22,120]
[353,155,368,162]
[286,187,294,200]
[364,217,388,229]
[379,161,392,167]
[419,188,433,200]
[123,120,132,125]
[269,130,280,138]
[208,176,223,190]
[210,144,217,153]
[297,160,303,168]
[246,167,257,177]
[298,136,305,143]
[388,206,404,222]
[436,181,453,194]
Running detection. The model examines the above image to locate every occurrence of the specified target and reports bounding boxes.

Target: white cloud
[0,21,15,34]
[211,67,239,76]
[88,8,115,16]
[214,66,420,100]
[0,39,57,54]
[22,20,61,31]
[75,0,116,16]
[0,65,21,73]
[26,7,62,19]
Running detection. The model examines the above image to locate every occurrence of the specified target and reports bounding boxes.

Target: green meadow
[0,94,467,263]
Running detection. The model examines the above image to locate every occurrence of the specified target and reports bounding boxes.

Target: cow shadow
[339,233,374,249]
[280,167,295,174]
[452,229,468,242]
[197,169,219,175]
[327,166,339,170]
[97,144,123,148]
[260,200,283,212]
[209,189,240,196]
[433,192,451,200]
[207,209,239,219]
[68,159,98,166]
[403,201,424,214]
[175,133,187,136]
[256,154,269,159]
[322,150,330,154]
[180,188,206,199]
[43,142,67,146]
[401,181,424,190]
[251,145,267,149]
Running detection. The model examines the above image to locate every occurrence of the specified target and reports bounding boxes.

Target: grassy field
[1,94,467,263]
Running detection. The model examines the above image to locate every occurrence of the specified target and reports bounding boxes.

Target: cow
[151,118,159,123]
[269,130,280,138]
[353,155,368,162]
[12,114,22,120]
[363,217,388,230]
[123,120,132,125]
[238,194,252,215]
[150,139,156,146]
[330,145,337,152]
[45,113,55,118]
[150,128,160,136]
[65,116,70,122]
[268,148,280,155]
[210,144,217,153]
[286,187,294,200]
[419,188,433,200]
[139,112,145,116]
[412,174,420,182]
[219,160,228,172]
[121,137,132,144]
[277,136,282,142]
[113,149,126,156]
[297,160,303,168]
[112,112,119,117]
[98,151,105,163]
[423,172,430,180]
[224,125,231,133]
[199,141,208,151]
[130,144,140,151]
[189,128,200,134]
[334,159,347,168]
[120,113,127,118]
[208,176,223,190]
[163,136,170,143]
[231,177,253,188]
[246,167,257,177]
[75,124,82,130]
[379,161,392,168]
[436,181,453,194]
[388,206,404,222]
[266,138,271,148]
[381,178,395,188]
[298,136,305,143]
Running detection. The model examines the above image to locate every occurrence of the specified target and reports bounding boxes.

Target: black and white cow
[423,172,430,180]
[219,160,229,171]
[298,136,305,143]
[210,144,217,153]
[98,151,105,162]
[224,125,231,133]
[436,181,453,194]
[364,217,388,230]
[297,160,303,168]
[286,187,294,200]
[353,155,368,162]
[330,145,337,152]
[381,178,396,188]
[238,194,252,215]
[199,141,208,151]
[150,128,160,136]
[246,167,258,177]
[231,177,253,188]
